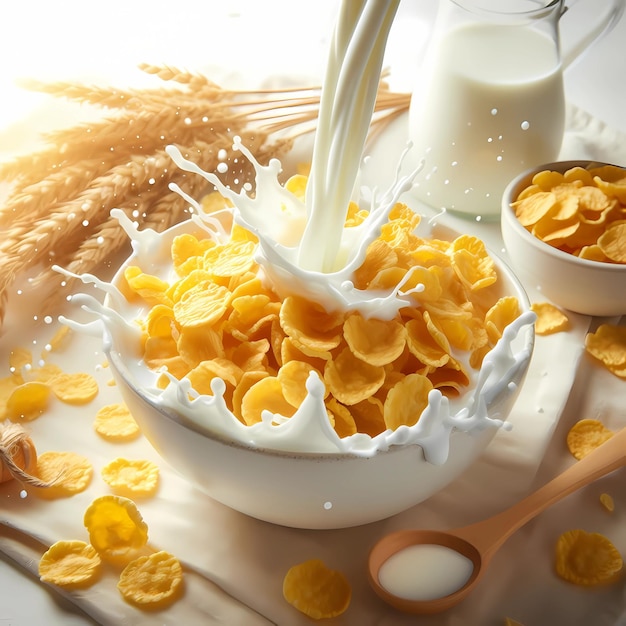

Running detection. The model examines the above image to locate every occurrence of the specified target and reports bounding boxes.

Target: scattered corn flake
[39,540,102,589]
[530,302,569,335]
[33,451,93,499]
[49,372,99,405]
[555,529,623,586]
[504,619,525,626]
[600,493,615,512]
[84,495,149,564]
[94,403,141,442]
[117,550,184,609]
[283,559,351,620]
[566,419,614,460]
[101,458,160,498]
[6,381,50,422]
[585,324,626,377]
[48,325,72,352]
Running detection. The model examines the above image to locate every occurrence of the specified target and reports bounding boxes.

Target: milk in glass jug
[408,0,623,219]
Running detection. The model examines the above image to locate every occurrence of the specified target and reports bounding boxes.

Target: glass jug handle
[560,0,625,69]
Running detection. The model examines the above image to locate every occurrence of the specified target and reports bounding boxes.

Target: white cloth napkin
[1,104,625,626]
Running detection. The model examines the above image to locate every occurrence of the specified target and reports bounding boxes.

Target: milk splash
[58,0,535,464]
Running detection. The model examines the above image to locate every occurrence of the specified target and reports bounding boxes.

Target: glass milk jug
[408,0,623,219]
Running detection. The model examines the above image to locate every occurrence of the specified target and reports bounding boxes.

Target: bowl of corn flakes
[103,206,534,529]
[501,160,626,317]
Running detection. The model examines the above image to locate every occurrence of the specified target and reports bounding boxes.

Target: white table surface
[1,1,626,624]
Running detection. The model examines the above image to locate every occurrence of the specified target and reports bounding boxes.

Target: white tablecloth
[1,2,626,624]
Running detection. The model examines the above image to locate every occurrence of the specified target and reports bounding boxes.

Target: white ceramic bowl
[501,160,626,317]
[104,220,534,529]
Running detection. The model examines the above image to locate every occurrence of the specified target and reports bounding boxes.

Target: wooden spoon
[368,427,626,614]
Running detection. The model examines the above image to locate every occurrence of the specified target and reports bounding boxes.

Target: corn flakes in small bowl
[501,160,626,317]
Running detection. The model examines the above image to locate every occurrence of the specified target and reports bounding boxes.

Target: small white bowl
[104,220,534,529]
[501,160,626,317]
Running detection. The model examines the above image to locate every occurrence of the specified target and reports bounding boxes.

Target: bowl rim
[502,159,626,273]
[104,217,535,462]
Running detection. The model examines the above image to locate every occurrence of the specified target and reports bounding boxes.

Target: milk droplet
[491,108,498,115]
[521,120,530,130]
[217,162,228,174]
[323,501,333,510]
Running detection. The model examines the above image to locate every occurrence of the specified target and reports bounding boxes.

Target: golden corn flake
[343,314,406,367]
[241,376,297,425]
[504,619,525,626]
[124,266,172,305]
[173,281,229,328]
[600,492,615,513]
[530,302,569,335]
[384,373,433,430]
[283,559,351,620]
[598,222,626,262]
[101,458,160,498]
[49,372,99,405]
[555,529,622,586]
[39,540,102,589]
[118,550,184,609]
[33,451,93,499]
[585,323,626,378]
[84,495,149,564]
[48,325,72,352]
[324,347,385,406]
[566,419,614,460]
[94,403,141,441]
[513,165,626,264]
[6,381,50,421]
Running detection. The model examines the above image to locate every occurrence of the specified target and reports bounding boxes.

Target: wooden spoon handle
[456,427,626,559]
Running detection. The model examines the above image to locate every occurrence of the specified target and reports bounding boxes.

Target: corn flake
[283,559,351,620]
[33,451,93,499]
[117,550,184,609]
[585,324,626,377]
[94,403,141,442]
[343,314,406,367]
[566,419,614,460]
[530,302,569,335]
[384,373,433,430]
[324,347,385,406]
[49,372,99,405]
[84,495,149,564]
[101,458,160,498]
[39,540,102,589]
[600,493,615,513]
[6,381,50,421]
[555,529,622,586]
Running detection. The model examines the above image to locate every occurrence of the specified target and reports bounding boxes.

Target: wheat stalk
[0,64,409,327]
